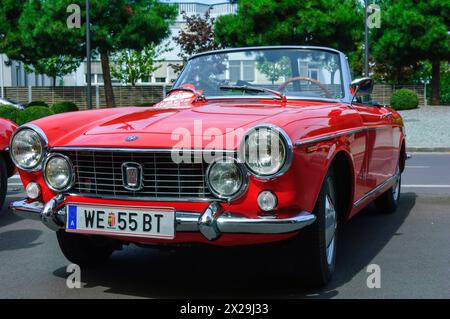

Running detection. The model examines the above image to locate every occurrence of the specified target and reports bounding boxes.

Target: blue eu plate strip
[67,206,77,229]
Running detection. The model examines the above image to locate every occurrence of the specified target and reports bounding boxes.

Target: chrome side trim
[295,128,366,147]
[353,173,400,208]
[295,126,391,147]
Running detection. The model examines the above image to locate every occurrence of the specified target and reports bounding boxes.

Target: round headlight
[241,126,291,178]
[10,128,45,170]
[44,155,73,191]
[207,159,245,199]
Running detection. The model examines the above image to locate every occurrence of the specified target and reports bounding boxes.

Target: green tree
[25,56,82,87]
[0,0,177,107]
[111,43,170,86]
[371,0,450,105]
[215,0,363,52]
[215,0,363,89]
[256,56,291,85]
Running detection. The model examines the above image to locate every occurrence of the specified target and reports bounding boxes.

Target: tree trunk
[430,59,441,105]
[100,51,116,108]
[53,77,56,87]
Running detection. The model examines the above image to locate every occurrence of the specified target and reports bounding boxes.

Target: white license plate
[65,204,175,240]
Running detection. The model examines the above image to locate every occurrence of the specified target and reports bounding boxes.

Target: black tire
[56,231,116,267]
[282,168,339,288]
[375,166,401,214]
[0,156,8,211]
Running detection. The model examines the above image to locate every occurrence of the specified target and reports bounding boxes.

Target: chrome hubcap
[324,194,337,266]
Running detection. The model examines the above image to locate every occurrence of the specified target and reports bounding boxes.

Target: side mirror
[350,77,374,97]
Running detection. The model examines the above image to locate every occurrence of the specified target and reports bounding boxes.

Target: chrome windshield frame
[174,46,353,103]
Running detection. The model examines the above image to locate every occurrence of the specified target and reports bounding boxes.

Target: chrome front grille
[60,149,215,201]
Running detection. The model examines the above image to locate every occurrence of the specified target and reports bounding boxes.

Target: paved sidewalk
[399,106,450,151]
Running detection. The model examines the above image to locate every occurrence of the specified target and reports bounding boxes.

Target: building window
[243,61,255,82]
[155,77,166,83]
[309,69,319,81]
[16,66,21,86]
[229,61,240,83]
[229,61,255,83]
[96,74,104,84]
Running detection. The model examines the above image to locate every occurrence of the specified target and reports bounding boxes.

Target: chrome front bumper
[10,197,316,241]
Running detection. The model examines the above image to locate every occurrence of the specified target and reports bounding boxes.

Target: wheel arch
[325,149,355,223]
[0,150,16,177]
[399,138,406,173]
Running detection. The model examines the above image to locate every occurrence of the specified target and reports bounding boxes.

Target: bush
[0,105,19,123]
[16,106,53,125]
[134,102,155,107]
[390,89,419,110]
[26,101,49,108]
[50,102,79,114]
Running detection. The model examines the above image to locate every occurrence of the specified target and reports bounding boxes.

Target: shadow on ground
[52,192,417,298]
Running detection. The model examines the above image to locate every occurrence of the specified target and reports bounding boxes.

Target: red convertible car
[10,46,405,286]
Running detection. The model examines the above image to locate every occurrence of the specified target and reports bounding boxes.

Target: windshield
[174,48,344,100]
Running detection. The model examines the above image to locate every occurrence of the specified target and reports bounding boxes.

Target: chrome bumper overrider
[10,197,316,241]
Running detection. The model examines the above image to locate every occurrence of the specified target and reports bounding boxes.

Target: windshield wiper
[220,85,287,103]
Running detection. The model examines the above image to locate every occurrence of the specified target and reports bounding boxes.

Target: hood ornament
[125,135,138,142]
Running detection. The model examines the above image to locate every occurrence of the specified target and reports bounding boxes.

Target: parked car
[0,98,25,109]
[0,118,18,209]
[9,46,405,286]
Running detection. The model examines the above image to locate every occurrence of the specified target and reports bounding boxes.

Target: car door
[354,103,395,190]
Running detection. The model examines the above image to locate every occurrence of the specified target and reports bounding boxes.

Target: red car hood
[84,103,284,136]
[32,101,309,149]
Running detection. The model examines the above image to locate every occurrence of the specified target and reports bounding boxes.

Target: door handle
[380,112,393,119]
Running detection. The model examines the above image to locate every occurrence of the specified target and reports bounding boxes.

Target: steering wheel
[277,76,333,99]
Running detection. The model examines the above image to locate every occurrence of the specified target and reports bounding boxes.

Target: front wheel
[56,231,118,267]
[282,168,339,287]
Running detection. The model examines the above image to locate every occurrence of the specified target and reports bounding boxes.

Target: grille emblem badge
[122,162,143,191]
[126,135,138,142]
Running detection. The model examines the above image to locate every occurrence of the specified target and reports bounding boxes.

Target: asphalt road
[0,153,449,299]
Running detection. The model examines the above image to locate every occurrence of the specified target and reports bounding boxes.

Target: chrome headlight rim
[239,124,293,180]
[43,153,75,192]
[9,124,48,172]
[206,157,249,201]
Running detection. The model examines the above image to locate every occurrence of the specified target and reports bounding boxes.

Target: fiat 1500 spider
[10,46,405,286]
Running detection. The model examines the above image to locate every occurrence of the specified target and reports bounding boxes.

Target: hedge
[0,105,19,123]
[50,102,79,114]
[26,101,49,108]
[390,89,419,110]
[16,106,54,125]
